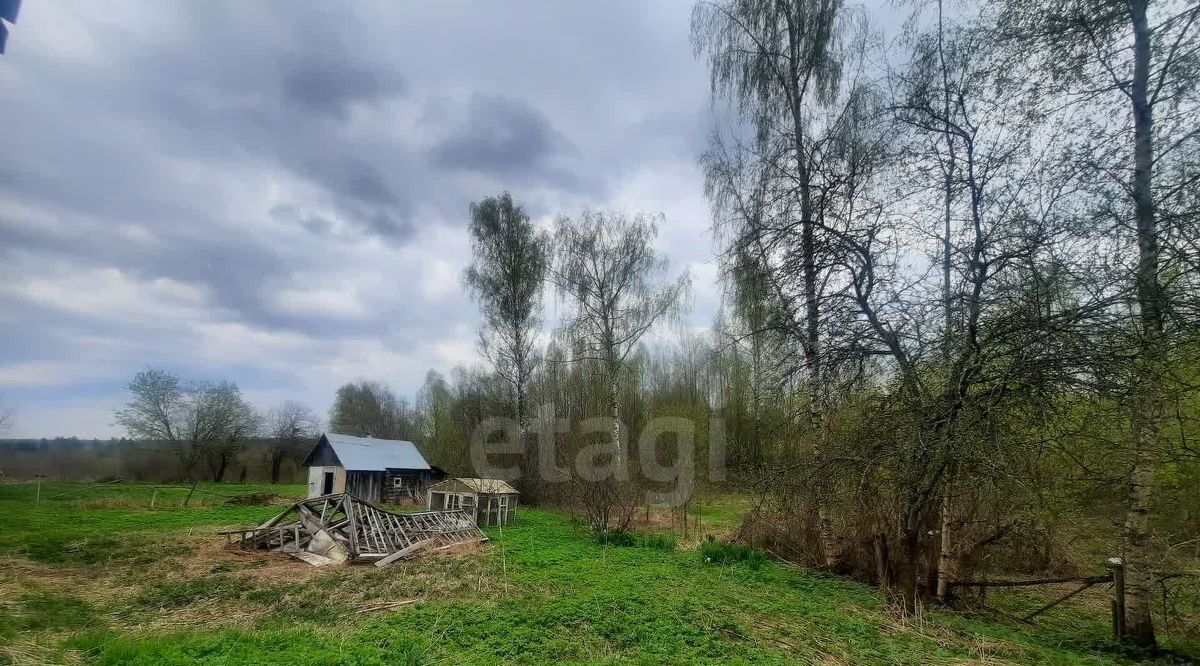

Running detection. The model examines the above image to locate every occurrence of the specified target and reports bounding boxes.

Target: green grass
[0,481,300,564]
[0,482,1195,665]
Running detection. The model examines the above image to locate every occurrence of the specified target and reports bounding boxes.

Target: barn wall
[346,471,383,504]
[381,469,431,504]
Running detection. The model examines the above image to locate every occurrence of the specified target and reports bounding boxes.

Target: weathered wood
[182,480,199,507]
[228,493,486,566]
[1110,558,1127,640]
[374,538,435,567]
[1021,580,1102,622]
[950,575,1111,588]
[290,551,336,567]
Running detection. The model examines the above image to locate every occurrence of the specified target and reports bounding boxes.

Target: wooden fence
[950,558,1129,640]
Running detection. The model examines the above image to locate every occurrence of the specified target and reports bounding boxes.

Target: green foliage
[592,529,677,551]
[2,484,1197,664]
[63,629,433,666]
[0,482,298,564]
[699,534,766,569]
[592,529,637,547]
[0,594,100,640]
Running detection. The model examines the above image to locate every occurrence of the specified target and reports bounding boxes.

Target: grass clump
[133,575,245,609]
[699,534,765,569]
[592,529,677,551]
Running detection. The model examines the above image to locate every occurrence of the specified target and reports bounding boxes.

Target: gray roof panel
[323,432,430,471]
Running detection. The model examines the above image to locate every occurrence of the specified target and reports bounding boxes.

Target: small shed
[301,432,436,505]
[428,478,519,526]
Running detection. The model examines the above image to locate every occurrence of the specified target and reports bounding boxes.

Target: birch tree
[998,0,1200,645]
[693,0,868,566]
[265,401,319,484]
[464,192,550,442]
[552,210,688,528]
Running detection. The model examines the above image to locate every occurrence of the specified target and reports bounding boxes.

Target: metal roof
[431,477,520,494]
[322,432,430,471]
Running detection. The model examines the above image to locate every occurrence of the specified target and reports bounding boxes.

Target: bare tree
[552,210,689,529]
[114,369,258,481]
[464,192,550,449]
[265,401,320,484]
[0,397,14,436]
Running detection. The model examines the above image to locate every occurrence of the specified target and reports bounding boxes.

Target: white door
[307,466,338,498]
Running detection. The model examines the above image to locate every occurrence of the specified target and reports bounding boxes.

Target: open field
[0,482,1195,665]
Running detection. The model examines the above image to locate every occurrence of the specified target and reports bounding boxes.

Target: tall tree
[328,380,416,440]
[114,369,257,481]
[463,192,550,445]
[693,0,864,566]
[998,0,1200,645]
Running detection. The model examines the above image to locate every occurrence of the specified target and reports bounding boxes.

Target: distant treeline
[0,436,316,483]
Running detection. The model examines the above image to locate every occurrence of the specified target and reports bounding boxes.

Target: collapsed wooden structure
[222,493,487,567]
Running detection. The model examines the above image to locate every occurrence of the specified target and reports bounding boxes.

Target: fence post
[1107,557,1126,640]
[182,480,198,507]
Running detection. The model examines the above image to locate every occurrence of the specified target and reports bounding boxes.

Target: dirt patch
[180,539,324,584]
[225,492,287,506]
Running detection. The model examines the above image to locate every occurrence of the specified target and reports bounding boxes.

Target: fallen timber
[220,493,487,567]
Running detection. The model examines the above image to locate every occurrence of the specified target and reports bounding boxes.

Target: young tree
[552,211,689,529]
[463,192,549,446]
[265,401,320,484]
[553,211,690,463]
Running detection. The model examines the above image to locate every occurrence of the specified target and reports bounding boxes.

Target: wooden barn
[427,478,519,526]
[301,433,440,505]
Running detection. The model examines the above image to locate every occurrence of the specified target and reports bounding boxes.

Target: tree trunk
[269,450,283,484]
[892,527,921,614]
[936,469,956,603]
[1123,0,1160,648]
[212,452,228,483]
[610,368,622,469]
[779,10,837,569]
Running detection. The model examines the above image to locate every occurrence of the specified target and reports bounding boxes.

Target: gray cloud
[0,0,722,437]
[280,57,405,121]
[431,94,584,189]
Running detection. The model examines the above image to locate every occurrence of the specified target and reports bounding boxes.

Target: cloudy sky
[0,1,733,438]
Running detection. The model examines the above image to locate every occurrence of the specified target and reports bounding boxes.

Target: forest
[2,0,1197,655]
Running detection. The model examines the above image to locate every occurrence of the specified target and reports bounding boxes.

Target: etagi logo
[468,404,727,506]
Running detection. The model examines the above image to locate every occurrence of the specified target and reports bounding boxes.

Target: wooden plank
[950,575,1110,588]
[1022,580,1101,622]
[345,496,359,557]
[374,538,436,567]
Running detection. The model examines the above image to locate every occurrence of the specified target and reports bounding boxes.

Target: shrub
[639,533,677,551]
[593,530,637,547]
[699,535,765,569]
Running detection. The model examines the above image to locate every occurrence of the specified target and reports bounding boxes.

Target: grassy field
[0,482,1195,665]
